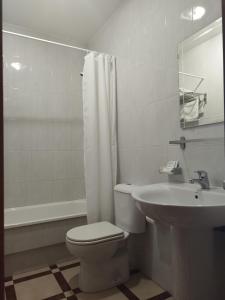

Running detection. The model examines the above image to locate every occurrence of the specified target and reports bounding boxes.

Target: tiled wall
[87,0,224,292]
[88,0,224,187]
[3,31,85,208]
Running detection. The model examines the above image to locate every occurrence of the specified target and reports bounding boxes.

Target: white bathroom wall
[88,0,223,188]
[88,0,223,292]
[3,30,85,208]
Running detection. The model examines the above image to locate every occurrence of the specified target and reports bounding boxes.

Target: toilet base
[79,248,129,292]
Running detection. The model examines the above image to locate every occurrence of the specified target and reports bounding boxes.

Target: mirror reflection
[179,18,224,128]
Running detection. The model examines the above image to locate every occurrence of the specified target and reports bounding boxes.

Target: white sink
[132,183,225,228]
[132,183,225,300]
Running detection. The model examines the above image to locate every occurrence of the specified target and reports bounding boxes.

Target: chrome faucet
[189,170,210,190]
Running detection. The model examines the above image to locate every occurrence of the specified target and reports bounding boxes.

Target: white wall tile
[30,151,54,180]
[4,33,85,207]
[88,0,223,188]
[52,179,72,202]
[4,120,33,151]
[4,150,31,182]
[71,150,85,179]
[27,180,53,205]
[72,178,86,199]
[5,181,28,208]
[71,121,84,150]
[52,122,72,150]
[52,179,85,202]
[30,123,54,150]
[53,151,72,180]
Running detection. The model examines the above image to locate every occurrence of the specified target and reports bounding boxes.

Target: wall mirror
[178,18,224,129]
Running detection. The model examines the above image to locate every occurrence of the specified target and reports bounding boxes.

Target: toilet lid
[66,221,124,243]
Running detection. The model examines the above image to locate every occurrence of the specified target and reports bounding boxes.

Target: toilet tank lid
[114,184,139,194]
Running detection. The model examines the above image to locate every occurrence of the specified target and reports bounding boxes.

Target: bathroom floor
[4,259,173,300]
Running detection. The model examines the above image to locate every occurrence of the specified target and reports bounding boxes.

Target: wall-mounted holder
[159,167,182,175]
[169,136,186,150]
[159,161,182,175]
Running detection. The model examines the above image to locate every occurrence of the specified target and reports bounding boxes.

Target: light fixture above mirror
[181,6,206,21]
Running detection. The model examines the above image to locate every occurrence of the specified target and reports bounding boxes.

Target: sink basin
[132,182,225,300]
[132,183,225,228]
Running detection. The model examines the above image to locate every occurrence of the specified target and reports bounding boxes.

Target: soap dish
[159,167,182,175]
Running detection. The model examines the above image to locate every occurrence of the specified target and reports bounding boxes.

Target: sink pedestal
[172,227,215,300]
[132,183,225,300]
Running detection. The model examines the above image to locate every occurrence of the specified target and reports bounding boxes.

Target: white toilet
[66,184,146,292]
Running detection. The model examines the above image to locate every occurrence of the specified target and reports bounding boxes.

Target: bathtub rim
[4,199,87,230]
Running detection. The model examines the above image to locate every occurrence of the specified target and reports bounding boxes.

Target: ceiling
[3,0,122,46]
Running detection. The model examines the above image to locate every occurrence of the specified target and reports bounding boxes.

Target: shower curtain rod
[2,30,93,53]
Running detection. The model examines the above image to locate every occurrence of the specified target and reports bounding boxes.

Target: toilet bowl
[66,221,130,292]
[66,184,146,293]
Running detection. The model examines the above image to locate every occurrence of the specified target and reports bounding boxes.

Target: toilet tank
[114,184,146,233]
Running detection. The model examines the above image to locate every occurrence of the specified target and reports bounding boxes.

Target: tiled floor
[5,259,173,300]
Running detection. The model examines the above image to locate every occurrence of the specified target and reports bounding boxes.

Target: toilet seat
[66,221,126,245]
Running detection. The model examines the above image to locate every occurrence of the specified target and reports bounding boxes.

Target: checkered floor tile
[4,259,172,300]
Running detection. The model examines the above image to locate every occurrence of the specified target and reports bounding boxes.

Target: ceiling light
[11,62,22,71]
[193,6,206,21]
[181,6,206,21]
[181,9,192,21]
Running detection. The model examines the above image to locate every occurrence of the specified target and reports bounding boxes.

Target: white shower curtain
[82,52,117,224]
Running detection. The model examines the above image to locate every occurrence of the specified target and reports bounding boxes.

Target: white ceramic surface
[5,199,87,255]
[132,183,225,228]
[5,199,86,229]
[132,183,225,300]
[114,184,146,233]
[66,184,144,292]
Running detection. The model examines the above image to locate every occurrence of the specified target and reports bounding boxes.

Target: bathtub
[5,199,87,255]
[5,199,87,229]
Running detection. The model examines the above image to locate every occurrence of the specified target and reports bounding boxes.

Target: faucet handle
[194,170,208,179]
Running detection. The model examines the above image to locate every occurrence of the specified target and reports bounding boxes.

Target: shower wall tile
[71,122,84,150]
[4,121,33,151]
[52,122,72,150]
[30,123,55,150]
[27,180,54,205]
[72,178,86,199]
[71,150,85,179]
[4,150,32,182]
[52,178,85,203]
[5,181,28,208]
[3,31,86,208]
[53,151,72,180]
[30,151,55,180]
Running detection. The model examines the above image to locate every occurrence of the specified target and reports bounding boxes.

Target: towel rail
[169,136,224,150]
